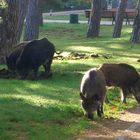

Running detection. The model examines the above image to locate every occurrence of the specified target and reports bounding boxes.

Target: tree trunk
[38,1,43,26]
[16,0,29,42]
[130,0,140,43]
[87,0,102,38]
[24,0,39,41]
[113,0,128,38]
[0,0,19,63]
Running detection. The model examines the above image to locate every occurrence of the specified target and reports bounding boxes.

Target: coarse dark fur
[99,63,140,103]
[6,42,29,73]
[80,68,106,120]
[16,38,55,79]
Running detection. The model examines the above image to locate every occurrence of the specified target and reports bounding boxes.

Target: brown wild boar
[133,79,140,103]
[99,63,140,103]
[80,68,106,119]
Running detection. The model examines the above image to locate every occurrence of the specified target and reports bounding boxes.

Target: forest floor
[74,105,140,140]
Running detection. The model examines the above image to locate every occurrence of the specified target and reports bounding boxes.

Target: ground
[74,105,140,140]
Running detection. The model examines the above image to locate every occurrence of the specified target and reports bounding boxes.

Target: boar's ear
[80,92,86,101]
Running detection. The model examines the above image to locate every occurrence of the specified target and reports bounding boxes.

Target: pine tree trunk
[130,0,140,43]
[16,0,28,42]
[24,0,39,41]
[0,0,19,63]
[87,0,102,38]
[113,0,128,38]
[38,1,43,26]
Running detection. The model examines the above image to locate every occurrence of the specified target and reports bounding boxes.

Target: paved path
[115,106,140,140]
[43,10,133,25]
[74,106,140,140]
[43,19,133,25]
[43,10,85,16]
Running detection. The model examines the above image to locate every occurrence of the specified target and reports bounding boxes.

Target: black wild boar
[16,38,55,79]
[80,68,106,119]
[99,63,140,103]
[6,42,29,73]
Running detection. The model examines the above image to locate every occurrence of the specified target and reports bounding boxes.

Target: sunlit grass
[0,23,140,139]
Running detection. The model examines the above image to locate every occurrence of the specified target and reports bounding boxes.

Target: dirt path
[74,105,140,140]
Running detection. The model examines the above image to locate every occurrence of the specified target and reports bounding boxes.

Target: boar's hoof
[86,114,93,120]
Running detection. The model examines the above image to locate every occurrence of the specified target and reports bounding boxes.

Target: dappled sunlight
[0,94,62,107]
[67,45,102,53]
[107,44,122,49]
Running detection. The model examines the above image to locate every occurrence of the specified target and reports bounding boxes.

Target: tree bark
[38,1,43,26]
[87,0,102,38]
[113,0,128,38]
[16,0,29,42]
[130,0,140,43]
[24,0,39,41]
[0,0,19,63]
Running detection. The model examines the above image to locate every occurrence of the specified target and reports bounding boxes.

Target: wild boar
[6,42,29,73]
[133,79,140,103]
[16,38,55,79]
[80,68,106,119]
[99,63,140,103]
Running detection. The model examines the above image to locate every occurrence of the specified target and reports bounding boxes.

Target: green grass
[0,23,140,140]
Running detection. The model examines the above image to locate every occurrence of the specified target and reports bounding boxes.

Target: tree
[113,0,128,38]
[0,0,19,63]
[87,0,102,38]
[131,0,140,43]
[16,0,29,42]
[24,0,39,41]
[38,1,44,26]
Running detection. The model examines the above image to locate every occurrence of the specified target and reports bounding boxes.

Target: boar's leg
[97,102,103,117]
[134,95,140,103]
[132,89,140,103]
[33,67,39,79]
[121,87,129,103]
[43,59,53,76]
[86,114,93,120]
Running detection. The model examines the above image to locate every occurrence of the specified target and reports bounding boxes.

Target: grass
[0,23,140,140]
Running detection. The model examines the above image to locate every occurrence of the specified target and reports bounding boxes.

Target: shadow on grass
[0,97,86,140]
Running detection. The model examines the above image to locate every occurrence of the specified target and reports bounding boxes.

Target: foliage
[132,0,138,8]
[0,0,7,8]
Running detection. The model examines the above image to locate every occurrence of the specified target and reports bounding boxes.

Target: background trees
[87,0,102,38]
[131,0,140,43]
[24,0,39,41]
[113,0,128,38]
[0,0,19,63]
[16,0,29,42]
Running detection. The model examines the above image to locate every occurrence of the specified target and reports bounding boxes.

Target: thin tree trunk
[87,0,102,38]
[24,0,39,41]
[16,0,28,42]
[0,0,19,63]
[38,1,43,26]
[130,0,140,43]
[113,0,128,38]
